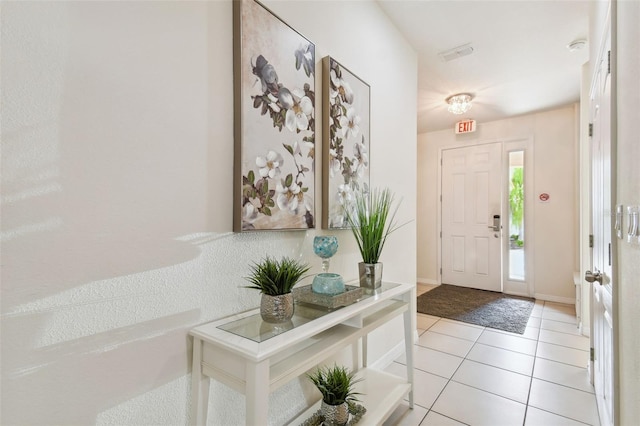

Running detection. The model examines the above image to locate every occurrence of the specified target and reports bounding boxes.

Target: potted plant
[245,256,310,323]
[345,188,400,289]
[307,365,362,426]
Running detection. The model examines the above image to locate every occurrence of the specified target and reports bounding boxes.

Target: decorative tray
[299,402,366,426]
[293,285,363,309]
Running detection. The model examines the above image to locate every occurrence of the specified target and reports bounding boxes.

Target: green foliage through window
[509,167,524,230]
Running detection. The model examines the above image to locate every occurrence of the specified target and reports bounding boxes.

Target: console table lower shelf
[189,282,416,426]
[289,368,411,426]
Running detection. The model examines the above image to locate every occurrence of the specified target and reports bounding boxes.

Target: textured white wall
[417,106,578,301]
[264,0,418,364]
[0,1,417,425]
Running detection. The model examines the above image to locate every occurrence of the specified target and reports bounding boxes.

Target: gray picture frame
[234,0,316,232]
[322,56,371,229]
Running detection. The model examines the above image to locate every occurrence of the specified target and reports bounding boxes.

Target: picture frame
[322,56,371,229]
[233,0,316,232]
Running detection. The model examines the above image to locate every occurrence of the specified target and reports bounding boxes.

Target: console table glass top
[217,283,401,343]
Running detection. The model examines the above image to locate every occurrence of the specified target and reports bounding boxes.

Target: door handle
[615,205,623,239]
[585,270,603,284]
[487,214,501,232]
[628,206,639,242]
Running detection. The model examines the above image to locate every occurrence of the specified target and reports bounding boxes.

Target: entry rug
[416,284,535,334]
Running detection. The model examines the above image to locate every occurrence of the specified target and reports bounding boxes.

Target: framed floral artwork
[234,0,316,232]
[322,56,370,229]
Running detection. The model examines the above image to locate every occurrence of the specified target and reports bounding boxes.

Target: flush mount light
[446,93,474,115]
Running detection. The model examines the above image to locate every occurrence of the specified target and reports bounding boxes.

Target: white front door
[441,143,502,292]
[590,20,614,426]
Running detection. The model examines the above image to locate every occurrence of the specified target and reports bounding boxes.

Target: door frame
[437,137,535,297]
[587,2,617,424]
[502,138,535,297]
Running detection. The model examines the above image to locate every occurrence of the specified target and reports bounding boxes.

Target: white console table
[189,282,415,425]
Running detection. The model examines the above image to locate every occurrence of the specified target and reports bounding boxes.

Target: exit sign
[455,119,477,134]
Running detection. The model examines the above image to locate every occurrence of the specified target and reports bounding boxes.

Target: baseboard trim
[368,325,419,371]
[534,293,576,305]
[503,290,531,298]
[369,337,410,371]
[417,277,438,285]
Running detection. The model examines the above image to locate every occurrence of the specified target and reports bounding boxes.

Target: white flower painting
[322,57,370,229]
[234,0,315,231]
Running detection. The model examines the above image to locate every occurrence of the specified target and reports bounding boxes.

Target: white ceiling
[377,0,590,133]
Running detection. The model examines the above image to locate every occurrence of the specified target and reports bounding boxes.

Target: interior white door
[590,24,614,426]
[441,143,502,292]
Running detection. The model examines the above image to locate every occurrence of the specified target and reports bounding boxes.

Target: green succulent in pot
[245,256,311,295]
[245,256,310,323]
[307,364,362,425]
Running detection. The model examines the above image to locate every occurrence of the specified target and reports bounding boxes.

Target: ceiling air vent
[438,43,474,62]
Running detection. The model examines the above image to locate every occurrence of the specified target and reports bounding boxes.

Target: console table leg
[362,335,369,367]
[245,359,270,425]
[404,290,416,408]
[191,338,210,426]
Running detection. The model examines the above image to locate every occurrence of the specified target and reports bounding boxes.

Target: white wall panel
[475,237,490,276]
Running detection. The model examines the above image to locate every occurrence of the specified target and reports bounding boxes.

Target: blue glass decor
[312,236,344,295]
[313,236,338,273]
[312,273,345,295]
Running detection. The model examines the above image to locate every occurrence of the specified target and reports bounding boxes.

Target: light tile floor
[384,287,600,426]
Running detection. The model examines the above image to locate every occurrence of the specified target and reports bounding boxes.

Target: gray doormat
[417,284,535,334]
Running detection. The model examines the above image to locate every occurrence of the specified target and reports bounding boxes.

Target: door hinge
[440,194,442,202]
[609,243,612,266]
[588,123,593,137]
[440,267,442,275]
[440,231,442,238]
[589,234,594,248]
[590,347,595,362]
[441,158,443,166]
[607,50,611,74]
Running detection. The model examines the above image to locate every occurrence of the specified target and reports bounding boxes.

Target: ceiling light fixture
[446,93,474,115]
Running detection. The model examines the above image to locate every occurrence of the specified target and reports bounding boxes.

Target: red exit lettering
[455,120,477,134]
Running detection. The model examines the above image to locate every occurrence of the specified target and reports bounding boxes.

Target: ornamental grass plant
[245,256,310,296]
[345,188,401,264]
[307,365,362,406]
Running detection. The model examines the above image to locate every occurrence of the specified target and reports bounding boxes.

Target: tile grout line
[421,328,483,343]
[534,353,591,369]
[537,339,591,352]
[531,375,596,395]
[422,303,538,425]
[522,300,543,426]
[525,301,597,425]
[522,406,594,426]
[424,318,536,424]
[424,316,477,425]
[409,299,595,426]
[419,312,589,369]
[415,323,539,379]
[446,326,535,407]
